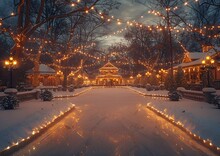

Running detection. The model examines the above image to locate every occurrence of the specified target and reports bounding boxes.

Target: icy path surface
[13,88,216,156]
[129,87,220,146]
[0,88,90,150]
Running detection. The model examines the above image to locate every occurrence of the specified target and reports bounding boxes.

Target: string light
[0,88,93,155]
[0,0,219,73]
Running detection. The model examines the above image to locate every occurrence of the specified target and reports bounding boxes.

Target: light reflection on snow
[10,88,219,156]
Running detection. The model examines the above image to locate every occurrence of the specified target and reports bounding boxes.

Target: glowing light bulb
[206,56,211,60]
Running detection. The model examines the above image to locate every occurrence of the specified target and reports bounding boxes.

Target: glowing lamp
[206,56,211,60]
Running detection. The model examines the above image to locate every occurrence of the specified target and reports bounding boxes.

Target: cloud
[100,0,156,48]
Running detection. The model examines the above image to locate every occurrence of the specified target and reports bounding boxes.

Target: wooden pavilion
[96,62,123,86]
[26,64,57,87]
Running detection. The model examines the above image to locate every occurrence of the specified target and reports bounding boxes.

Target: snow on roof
[174,50,218,69]
[208,46,220,53]
[186,46,220,61]
[188,52,206,60]
[26,64,56,75]
[100,62,119,71]
[96,74,122,78]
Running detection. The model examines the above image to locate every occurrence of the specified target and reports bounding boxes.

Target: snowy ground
[52,87,90,97]
[129,87,169,95]
[131,86,220,96]
[0,87,91,150]
[129,87,220,147]
[1,86,220,154]
[13,88,217,156]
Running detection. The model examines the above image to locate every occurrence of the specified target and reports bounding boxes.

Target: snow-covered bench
[177,87,205,101]
[0,90,40,102]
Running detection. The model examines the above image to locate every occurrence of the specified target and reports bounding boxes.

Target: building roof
[99,62,119,71]
[174,49,219,69]
[26,64,56,75]
[96,74,122,78]
[188,52,207,60]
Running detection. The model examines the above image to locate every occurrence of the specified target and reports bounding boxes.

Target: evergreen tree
[164,70,175,91]
[201,69,214,87]
[175,66,187,88]
[149,72,159,86]
[76,77,84,87]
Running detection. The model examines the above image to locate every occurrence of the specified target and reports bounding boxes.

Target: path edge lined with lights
[146,103,220,155]
[127,86,220,154]
[126,86,169,98]
[53,87,92,99]
[0,87,93,156]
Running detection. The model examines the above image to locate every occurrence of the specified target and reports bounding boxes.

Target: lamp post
[159,68,166,84]
[201,56,215,87]
[136,74,142,86]
[4,56,17,88]
[56,70,63,85]
[145,71,151,84]
[129,76,134,85]
[68,71,75,85]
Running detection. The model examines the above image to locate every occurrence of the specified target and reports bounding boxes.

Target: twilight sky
[100,0,156,48]
[0,0,156,48]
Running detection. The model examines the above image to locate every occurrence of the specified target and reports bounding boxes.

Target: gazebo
[26,64,57,87]
[96,62,123,86]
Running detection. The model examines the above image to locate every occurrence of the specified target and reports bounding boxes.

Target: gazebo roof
[26,64,56,75]
[99,62,118,71]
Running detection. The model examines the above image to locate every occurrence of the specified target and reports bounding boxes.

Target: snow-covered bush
[159,84,165,90]
[168,91,181,101]
[152,85,159,90]
[177,87,186,92]
[146,84,153,91]
[41,90,53,101]
[68,85,74,92]
[2,96,19,110]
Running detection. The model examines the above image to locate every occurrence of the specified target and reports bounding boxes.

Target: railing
[36,86,59,91]
[177,88,205,101]
[0,90,40,102]
[17,90,40,101]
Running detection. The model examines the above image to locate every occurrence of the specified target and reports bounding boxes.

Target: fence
[0,90,40,102]
[177,88,205,101]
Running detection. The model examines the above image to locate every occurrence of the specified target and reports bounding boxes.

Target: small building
[26,64,57,87]
[96,62,123,86]
[173,46,220,88]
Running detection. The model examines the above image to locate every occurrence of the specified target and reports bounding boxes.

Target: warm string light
[0,0,218,73]
[1,105,75,154]
[146,0,220,38]
[127,87,220,155]
[103,14,220,40]
[1,0,218,42]
[0,87,93,155]
[21,41,98,64]
[127,87,169,99]
[145,103,220,155]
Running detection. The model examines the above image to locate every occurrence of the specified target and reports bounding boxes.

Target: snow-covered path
[13,88,216,156]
